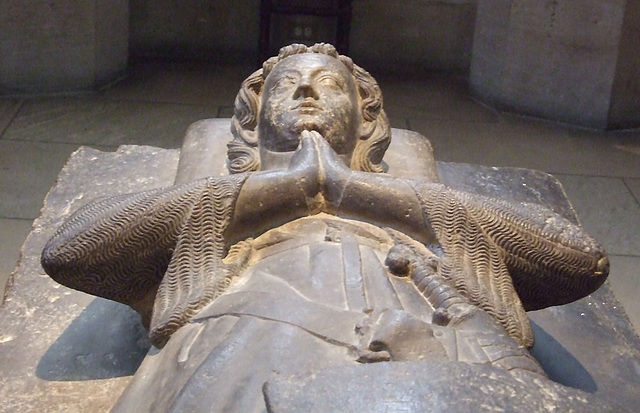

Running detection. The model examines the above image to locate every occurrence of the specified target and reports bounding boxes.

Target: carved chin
[293,118,322,133]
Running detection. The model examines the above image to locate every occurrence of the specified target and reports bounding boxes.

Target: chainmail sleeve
[440,187,609,311]
[41,174,248,347]
[411,182,533,347]
[411,182,608,348]
[149,175,253,347]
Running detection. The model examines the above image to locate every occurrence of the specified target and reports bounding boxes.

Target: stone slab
[0,145,178,413]
[264,362,622,412]
[0,140,100,220]
[0,218,34,303]
[1,140,639,411]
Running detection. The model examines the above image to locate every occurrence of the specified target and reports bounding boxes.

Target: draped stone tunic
[41,174,608,412]
[112,215,542,412]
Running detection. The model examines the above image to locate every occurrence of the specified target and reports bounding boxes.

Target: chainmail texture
[149,177,252,347]
[412,183,607,348]
[42,175,248,347]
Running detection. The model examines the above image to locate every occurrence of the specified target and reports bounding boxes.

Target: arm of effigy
[407,182,608,347]
[427,187,610,311]
[41,174,247,328]
[332,173,532,347]
[224,130,325,244]
[335,173,608,348]
[227,131,432,247]
[295,131,437,245]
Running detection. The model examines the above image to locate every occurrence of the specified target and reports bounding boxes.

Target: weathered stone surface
[264,361,623,412]
[2,141,639,411]
[0,145,178,413]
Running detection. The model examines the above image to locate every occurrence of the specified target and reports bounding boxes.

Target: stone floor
[1,58,639,338]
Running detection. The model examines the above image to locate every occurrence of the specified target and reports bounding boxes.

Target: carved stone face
[258,53,362,168]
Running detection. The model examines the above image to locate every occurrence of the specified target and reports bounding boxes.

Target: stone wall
[470,0,639,129]
[0,0,479,90]
[0,0,128,93]
[2,0,638,128]
[129,0,261,63]
[350,0,477,74]
[608,0,640,129]
[128,0,478,73]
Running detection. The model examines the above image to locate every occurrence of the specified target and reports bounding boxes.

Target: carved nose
[293,80,319,100]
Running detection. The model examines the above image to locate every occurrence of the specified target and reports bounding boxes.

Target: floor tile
[410,116,640,178]
[615,143,640,157]
[408,118,557,168]
[3,98,215,148]
[0,140,107,219]
[377,75,470,108]
[561,126,640,178]
[379,76,498,122]
[0,98,23,135]
[625,178,640,205]
[411,99,499,123]
[555,175,640,257]
[0,218,33,303]
[607,255,640,334]
[103,60,255,106]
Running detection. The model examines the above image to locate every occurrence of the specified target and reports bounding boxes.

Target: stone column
[608,0,640,129]
[0,0,129,94]
[470,0,640,129]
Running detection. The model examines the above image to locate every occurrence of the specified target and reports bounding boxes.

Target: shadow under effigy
[530,319,597,393]
[36,297,151,381]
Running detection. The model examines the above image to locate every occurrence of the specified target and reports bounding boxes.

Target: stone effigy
[40,44,616,411]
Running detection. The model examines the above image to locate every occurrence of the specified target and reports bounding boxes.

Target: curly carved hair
[228,43,391,173]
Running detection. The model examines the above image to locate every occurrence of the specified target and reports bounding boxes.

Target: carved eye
[272,75,298,92]
[317,75,341,88]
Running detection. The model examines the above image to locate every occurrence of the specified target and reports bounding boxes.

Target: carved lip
[295,99,322,111]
